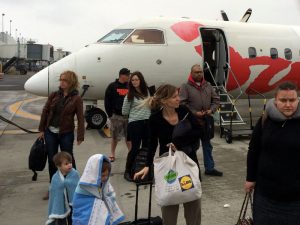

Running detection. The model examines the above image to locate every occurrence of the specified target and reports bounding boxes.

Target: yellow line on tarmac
[2,129,39,135]
[8,97,45,121]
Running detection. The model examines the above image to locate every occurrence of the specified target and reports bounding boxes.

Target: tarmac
[0,74,257,225]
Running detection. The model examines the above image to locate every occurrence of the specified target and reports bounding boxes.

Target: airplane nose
[24,68,50,96]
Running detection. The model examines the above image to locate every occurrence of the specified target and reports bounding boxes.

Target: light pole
[9,20,12,36]
[1,13,4,33]
[15,28,17,39]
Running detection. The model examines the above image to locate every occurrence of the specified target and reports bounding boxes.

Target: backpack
[131,147,153,183]
[28,138,47,181]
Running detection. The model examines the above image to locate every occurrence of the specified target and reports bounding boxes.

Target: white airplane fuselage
[25,17,300,100]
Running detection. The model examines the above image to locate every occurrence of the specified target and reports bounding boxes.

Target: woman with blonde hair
[134,84,202,225]
[39,70,85,200]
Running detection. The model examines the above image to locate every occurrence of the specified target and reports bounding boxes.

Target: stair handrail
[224,63,243,102]
[223,63,244,131]
[246,88,267,116]
[204,61,218,87]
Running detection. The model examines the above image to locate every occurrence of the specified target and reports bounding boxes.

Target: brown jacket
[39,90,85,141]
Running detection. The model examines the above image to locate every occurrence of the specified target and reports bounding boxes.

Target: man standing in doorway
[179,64,223,176]
[104,68,131,162]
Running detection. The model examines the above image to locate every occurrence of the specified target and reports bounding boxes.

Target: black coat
[247,117,300,201]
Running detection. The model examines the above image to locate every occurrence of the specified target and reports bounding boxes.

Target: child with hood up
[72,154,124,225]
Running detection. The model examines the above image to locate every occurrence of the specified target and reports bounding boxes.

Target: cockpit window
[124,29,165,44]
[98,29,133,43]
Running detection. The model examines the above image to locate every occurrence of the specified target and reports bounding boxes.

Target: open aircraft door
[199,28,229,86]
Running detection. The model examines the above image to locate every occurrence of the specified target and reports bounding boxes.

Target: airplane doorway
[199,28,228,86]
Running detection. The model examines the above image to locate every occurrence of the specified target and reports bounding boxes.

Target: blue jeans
[201,138,215,171]
[44,128,75,182]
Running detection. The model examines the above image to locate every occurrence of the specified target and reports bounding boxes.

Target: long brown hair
[127,71,149,101]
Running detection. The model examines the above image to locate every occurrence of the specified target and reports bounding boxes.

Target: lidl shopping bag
[154,146,202,206]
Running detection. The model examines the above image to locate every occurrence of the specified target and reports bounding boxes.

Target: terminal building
[0,32,70,74]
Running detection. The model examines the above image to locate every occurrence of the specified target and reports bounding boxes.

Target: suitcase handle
[135,181,153,223]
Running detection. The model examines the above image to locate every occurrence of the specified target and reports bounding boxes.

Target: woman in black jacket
[134,84,202,225]
[245,81,300,225]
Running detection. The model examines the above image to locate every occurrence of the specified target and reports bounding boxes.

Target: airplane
[24,9,300,130]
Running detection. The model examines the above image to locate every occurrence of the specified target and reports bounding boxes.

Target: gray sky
[1,0,300,52]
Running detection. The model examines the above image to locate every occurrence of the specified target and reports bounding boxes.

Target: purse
[236,192,253,225]
[172,113,200,154]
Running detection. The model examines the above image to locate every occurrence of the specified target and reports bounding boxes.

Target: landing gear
[85,107,107,129]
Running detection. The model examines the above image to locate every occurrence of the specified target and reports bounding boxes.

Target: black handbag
[172,113,199,154]
[28,138,47,181]
[236,192,253,225]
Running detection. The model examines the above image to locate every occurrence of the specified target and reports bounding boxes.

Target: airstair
[205,62,266,143]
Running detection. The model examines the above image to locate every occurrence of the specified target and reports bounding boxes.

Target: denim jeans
[44,128,76,182]
[200,138,215,171]
[125,120,149,173]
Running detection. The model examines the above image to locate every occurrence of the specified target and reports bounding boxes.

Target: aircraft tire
[85,107,107,129]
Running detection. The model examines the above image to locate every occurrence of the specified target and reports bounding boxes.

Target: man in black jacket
[104,68,131,162]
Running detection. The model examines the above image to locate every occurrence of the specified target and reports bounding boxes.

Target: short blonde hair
[60,70,79,90]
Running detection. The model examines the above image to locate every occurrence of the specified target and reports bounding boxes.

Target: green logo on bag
[164,170,178,184]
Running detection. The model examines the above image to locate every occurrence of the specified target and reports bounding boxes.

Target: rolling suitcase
[119,181,162,225]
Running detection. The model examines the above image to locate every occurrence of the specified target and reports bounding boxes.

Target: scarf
[265,98,300,122]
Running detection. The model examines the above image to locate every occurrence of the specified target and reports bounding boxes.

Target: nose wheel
[85,107,107,129]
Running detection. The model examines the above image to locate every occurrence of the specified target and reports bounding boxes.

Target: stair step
[220,103,234,111]
[220,94,229,102]
[220,112,242,121]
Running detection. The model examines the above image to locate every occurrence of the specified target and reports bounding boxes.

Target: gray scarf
[265,98,300,121]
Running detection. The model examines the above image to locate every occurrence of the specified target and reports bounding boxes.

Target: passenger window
[270,48,278,59]
[98,29,133,43]
[248,47,256,58]
[284,48,292,60]
[124,29,165,44]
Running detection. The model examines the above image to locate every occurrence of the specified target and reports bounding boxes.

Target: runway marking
[7,97,45,121]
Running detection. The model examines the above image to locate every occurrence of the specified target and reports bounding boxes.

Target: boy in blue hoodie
[46,152,80,225]
[72,154,124,225]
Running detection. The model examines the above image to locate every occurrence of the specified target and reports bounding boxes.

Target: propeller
[220,8,252,23]
[220,10,229,21]
[240,8,252,22]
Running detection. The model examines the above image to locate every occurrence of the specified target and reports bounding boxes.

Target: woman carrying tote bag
[134,84,202,225]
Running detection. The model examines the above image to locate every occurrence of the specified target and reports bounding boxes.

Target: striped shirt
[122,95,151,123]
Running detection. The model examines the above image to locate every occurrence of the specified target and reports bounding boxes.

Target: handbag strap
[237,192,253,222]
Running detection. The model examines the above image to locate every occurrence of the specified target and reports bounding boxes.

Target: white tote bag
[154,145,202,206]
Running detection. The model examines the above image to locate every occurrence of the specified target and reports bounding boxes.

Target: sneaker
[124,172,133,182]
[205,169,223,177]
